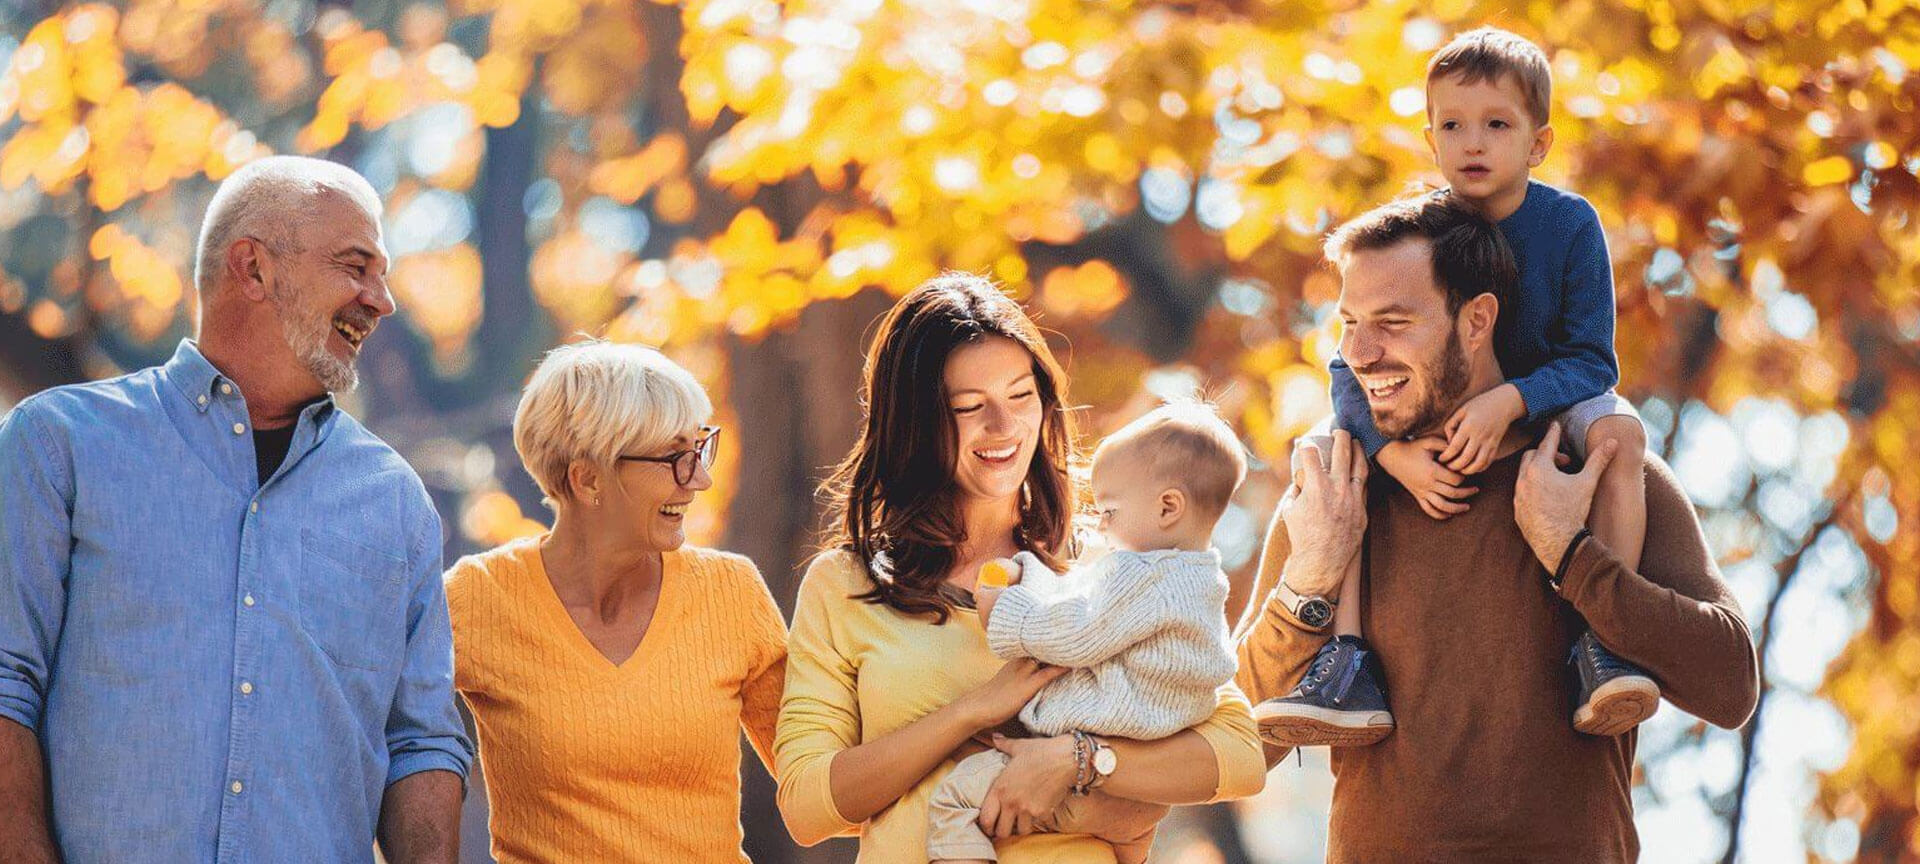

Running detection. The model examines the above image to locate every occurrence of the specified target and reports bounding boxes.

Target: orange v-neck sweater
[445,536,788,863]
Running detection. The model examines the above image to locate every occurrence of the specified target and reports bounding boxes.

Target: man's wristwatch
[1277,578,1336,631]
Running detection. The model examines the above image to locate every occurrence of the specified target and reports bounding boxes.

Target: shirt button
[249,501,258,514]
[232,422,245,435]
[196,395,208,407]
[243,594,255,607]
[239,681,253,695]
[221,383,234,396]
[229,781,243,795]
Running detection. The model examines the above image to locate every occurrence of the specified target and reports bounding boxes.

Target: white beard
[270,285,357,393]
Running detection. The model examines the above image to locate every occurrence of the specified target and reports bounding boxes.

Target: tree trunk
[726,291,892,863]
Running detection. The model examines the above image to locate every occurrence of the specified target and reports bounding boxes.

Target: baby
[928,402,1247,864]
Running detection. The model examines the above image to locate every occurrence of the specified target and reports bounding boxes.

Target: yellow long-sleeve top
[445,537,788,863]
[774,549,1266,862]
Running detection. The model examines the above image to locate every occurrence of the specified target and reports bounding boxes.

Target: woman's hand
[978,734,1078,838]
[820,662,1061,830]
[962,659,1067,730]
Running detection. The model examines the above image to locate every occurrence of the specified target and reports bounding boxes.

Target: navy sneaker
[1254,635,1394,747]
[1570,629,1660,736]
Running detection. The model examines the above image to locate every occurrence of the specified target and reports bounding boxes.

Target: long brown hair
[823,272,1080,623]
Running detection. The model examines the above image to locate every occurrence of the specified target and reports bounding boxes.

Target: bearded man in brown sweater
[1236,195,1759,863]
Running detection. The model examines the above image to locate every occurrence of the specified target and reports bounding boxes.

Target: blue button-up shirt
[0,341,472,863]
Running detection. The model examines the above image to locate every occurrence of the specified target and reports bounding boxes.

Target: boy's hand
[1378,437,1478,521]
[1441,384,1526,474]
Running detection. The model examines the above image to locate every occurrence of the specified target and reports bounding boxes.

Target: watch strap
[1276,578,1334,631]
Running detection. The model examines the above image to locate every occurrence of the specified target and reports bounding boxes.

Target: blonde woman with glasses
[445,339,787,863]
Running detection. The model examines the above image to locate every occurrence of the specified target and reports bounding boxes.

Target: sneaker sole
[1255,703,1394,748]
[1574,675,1660,736]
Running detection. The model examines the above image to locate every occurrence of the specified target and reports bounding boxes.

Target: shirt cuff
[1357,429,1389,460]
[984,585,1042,660]
[0,678,41,732]
[1552,531,1616,605]
[779,756,862,845]
[387,748,472,789]
[1267,585,1328,634]
[1513,374,1594,426]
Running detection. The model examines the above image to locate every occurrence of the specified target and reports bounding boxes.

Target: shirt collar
[162,340,229,414]
[161,339,338,427]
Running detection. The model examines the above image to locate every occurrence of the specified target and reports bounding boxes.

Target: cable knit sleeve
[984,552,1175,667]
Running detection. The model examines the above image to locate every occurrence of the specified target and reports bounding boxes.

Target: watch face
[1299,598,1333,629]
[1093,747,1117,775]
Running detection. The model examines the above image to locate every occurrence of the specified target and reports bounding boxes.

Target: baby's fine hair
[1099,401,1248,520]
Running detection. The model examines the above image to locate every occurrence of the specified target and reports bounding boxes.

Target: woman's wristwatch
[1070,731,1116,795]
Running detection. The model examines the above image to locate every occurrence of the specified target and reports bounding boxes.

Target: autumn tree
[3,0,1917,861]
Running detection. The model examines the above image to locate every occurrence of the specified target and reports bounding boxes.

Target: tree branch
[1718,485,1850,864]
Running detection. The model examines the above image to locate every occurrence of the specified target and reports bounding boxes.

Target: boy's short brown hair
[1426,27,1552,128]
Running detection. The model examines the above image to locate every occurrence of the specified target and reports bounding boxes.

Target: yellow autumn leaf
[1803,155,1856,186]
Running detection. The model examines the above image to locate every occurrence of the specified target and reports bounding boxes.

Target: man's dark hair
[1323,193,1518,318]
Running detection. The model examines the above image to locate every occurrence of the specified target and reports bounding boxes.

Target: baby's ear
[1159,488,1187,526]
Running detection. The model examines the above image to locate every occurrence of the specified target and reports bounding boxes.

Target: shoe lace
[1300,645,1341,694]
[1583,637,1634,678]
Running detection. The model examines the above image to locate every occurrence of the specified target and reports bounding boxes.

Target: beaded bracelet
[1069,730,1093,796]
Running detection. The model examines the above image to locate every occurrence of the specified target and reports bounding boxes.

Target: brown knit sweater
[1236,448,1758,863]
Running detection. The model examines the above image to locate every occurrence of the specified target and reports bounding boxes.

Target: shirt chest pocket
[299,527,407,672]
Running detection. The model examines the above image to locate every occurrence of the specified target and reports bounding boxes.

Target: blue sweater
[1332,181,1619,457]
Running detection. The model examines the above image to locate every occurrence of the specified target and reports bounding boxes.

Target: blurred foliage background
[2,0,1918,861]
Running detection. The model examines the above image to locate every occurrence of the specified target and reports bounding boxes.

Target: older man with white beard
[0,156,471,863]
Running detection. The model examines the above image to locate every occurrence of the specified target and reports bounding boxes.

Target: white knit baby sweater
[984,548,1236,739]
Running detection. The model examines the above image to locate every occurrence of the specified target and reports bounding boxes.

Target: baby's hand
[978,557,1022,589]
[1440,384,1525,474]
[974,558,1022,626]
[1378,437,1478,521]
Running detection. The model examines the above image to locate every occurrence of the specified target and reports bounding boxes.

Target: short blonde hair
[1426,27,1553,128]
[1096,401,1248,520]
[513,339,713,506]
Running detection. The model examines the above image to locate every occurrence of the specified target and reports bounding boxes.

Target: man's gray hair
[193,156,383,295]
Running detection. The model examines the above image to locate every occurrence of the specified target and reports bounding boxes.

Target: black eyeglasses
[618,426,720,486]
